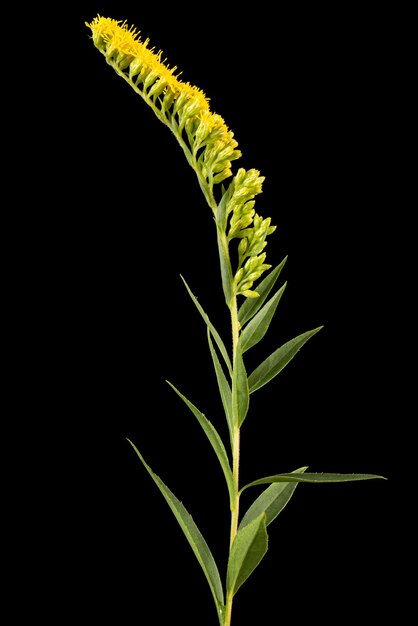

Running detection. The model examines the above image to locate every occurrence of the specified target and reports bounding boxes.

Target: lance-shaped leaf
[239,282,287,353]
[216,180,234,232]
[241,471,387,492]
[239,467,308,529]
[127,440,225,619]
[232,350,249,427]
[227,513,268,598]
[167,381,235,505]
[248,326,323,393]
[181,275,232,376]
[207,328,233,447]
[238,256,287,327]
[216,229,233,309]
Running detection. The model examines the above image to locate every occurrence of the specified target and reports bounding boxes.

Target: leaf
[239,467,308,529]
[216,180,234,232]
[167,381,235,505]
[232,350,249,427]
[248,326,323,393]
[238,256,287,326]
[181,275,232,376]
[127,440,225,617]
[207,328,234,447]
[216,229,233,309]
[239,282,287,353]
[227,513,268,598]
[241,472,387,491]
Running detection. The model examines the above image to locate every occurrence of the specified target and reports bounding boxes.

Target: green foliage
[166,381,235,505]
[232,350,249,427]
[226,513,268,597]
[239,467,308,529]
[181,275,232,375]
[248,327,324,393]
[207,329,233,446]
[241,472,387,491]
[127,440,225,622]
[239,283,287,353]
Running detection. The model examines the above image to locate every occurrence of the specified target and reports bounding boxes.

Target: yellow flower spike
[86,15,240,209]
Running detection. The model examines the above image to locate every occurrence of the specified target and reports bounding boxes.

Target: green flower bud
[144,70,158,89]
[238,281,253,292]
[238,238,248,257]
[172,91,188,114]
[213,168,232,184]
[241,290,260,299]
[161,88,175,113]
[116,52,134,70]
[129,57,143,78]
[91,30,106,51]
[104,43,118,61]
[234,268,245,284]
[148,78,167,98]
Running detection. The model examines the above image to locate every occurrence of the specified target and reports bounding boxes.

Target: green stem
[224,295,241,626]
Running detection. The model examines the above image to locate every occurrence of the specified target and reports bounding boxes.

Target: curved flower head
[87,16,276,300]
[86,16,240,195]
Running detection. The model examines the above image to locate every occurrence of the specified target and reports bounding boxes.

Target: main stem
[224,296,241,626]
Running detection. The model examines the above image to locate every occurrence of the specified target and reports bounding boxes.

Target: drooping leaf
[227,513,268,598]
[248,326,323,393]
[207,328,233,447]
[181,275,232,376]
[167,381,234,505]
[238,256,287,327]
[232,350,249,427]
[241,471,387,492]
[127,440,225,619]
[239,282,287,353]
[239,467,308,529]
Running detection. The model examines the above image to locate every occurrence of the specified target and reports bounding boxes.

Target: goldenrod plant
[86,16,385,626]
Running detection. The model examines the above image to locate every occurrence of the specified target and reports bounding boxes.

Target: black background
[21,1,411,624]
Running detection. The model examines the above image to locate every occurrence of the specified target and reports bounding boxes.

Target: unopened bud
[148,78,167,98]
[213,168,232,184]
[241,290,260,298]
[238,238,248,257]
[144,70,158,89]
[161,88,176,112]
[116,52,134,70]
[129,57,143,78]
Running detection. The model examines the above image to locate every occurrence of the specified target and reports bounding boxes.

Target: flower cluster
[86,16,240,190]
[87,16,277,299]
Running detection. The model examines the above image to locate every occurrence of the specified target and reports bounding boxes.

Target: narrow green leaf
[216,229,233,309]
[127,440,225,615]
[239,282,287,353]
[167,381,235,505]
[207,328,234,447]
[238,256,288,327]
[232,350,249,427]
[239,467,308,529]
[248,326,323,393]
[241,472,387,492]
[181,275,232,376]
[216,180,233,232]
[227,513,268,597]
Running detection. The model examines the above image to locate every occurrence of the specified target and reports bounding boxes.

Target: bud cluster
[225,169,276,298]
